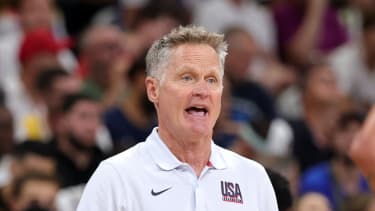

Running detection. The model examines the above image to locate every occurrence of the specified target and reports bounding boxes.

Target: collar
[145,127,227,171]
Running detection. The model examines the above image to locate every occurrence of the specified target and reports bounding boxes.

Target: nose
[192,80,209,98]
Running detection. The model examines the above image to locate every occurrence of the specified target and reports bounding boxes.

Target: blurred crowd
[0,0,374,210]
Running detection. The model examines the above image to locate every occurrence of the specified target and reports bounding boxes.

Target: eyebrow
[175,64,220,75]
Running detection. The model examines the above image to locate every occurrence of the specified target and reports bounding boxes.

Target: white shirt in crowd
[329,41,375,105]
[193,0,276,53]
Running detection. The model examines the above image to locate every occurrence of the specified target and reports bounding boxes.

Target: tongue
[187,110,205,116]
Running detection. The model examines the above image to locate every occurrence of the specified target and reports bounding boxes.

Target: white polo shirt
[77,128,278,211]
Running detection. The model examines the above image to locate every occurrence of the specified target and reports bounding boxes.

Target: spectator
[224,27,276,137]
[289,63,343,173]
[0,141,56,211]
[295,192,332,211]
[273,0,349,67]
[121,0,189,53]
[104,54,156,152]
[0,0,74,93]
[56,0,113,37]
[36,68,82,136]
[49,93,105,188]
[329,13,375,108]
[121,0,190,31]
[4,28,71,142]
[9,172,59,211]
[213,77,255,158]
[78,25,129,107]
[194,0,276,53]
[11,142,57,181]
[299,111,370,210]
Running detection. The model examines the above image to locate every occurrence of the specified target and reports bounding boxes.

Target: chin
[188,124,213,138]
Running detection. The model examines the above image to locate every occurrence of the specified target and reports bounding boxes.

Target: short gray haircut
[145,25,228,81]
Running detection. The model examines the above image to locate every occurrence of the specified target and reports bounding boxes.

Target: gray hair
[145,25,228,81]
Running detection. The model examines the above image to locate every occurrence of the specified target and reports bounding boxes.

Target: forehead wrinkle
[173,48,220,70]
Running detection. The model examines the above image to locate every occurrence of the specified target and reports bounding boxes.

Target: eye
[181,74,193,82]
[207,77,218,84]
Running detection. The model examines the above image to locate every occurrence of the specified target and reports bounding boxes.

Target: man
[9,172,59,211]
[78,25,127,107]
[329,13,375,107]
[49,93,105,188]
[299,111,369,210]
[290,63,342,173]
[36,68,81,136]
[5,28,71,142]
[0,141,56,211]
[77,25,278,210]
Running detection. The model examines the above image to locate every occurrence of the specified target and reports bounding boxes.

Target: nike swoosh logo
[151,187,172,196]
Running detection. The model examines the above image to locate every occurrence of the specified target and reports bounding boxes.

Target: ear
[145,76,160,105]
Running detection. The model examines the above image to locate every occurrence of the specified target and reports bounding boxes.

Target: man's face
[305,65,342,106]
[14,179,58,211]
[225,32,257,82]
[24,53,60,83]
[85,28,124,84]
[147,44,223,139]
[47,76,82,110]
[19,0,54,32]
[64,100,101,147]
[12,154,56,179]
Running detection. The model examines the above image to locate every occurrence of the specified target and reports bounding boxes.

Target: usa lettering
[220,181,243,204]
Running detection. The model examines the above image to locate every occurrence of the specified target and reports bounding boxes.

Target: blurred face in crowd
[304,65,342,106]
[12,179,59,211]
[296,193,332,211]
[225,30,257,82]
[23,53,60,84]
[46,75,82,111]
[11,154,56,180]
[18,0,54,32]
[138,16,179,46]
[63,100,101,148]
[0,107,14,154]
[146,44,223,140]
[83,27,125,87]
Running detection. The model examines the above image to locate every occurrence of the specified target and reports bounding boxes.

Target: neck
[158,127,211,177]
[57,136,91,169]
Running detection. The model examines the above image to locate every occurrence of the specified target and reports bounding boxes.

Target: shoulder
[216,145,267,175]
[101,142,146,173]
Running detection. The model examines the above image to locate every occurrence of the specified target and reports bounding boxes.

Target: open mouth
[185,106,208,116]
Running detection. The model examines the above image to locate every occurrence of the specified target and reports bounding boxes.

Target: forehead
[68,100,99,113]
[20,0,51,9]
[167,43,220,70]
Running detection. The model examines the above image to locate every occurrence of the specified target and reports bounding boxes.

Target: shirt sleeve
[76,162,127,211]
